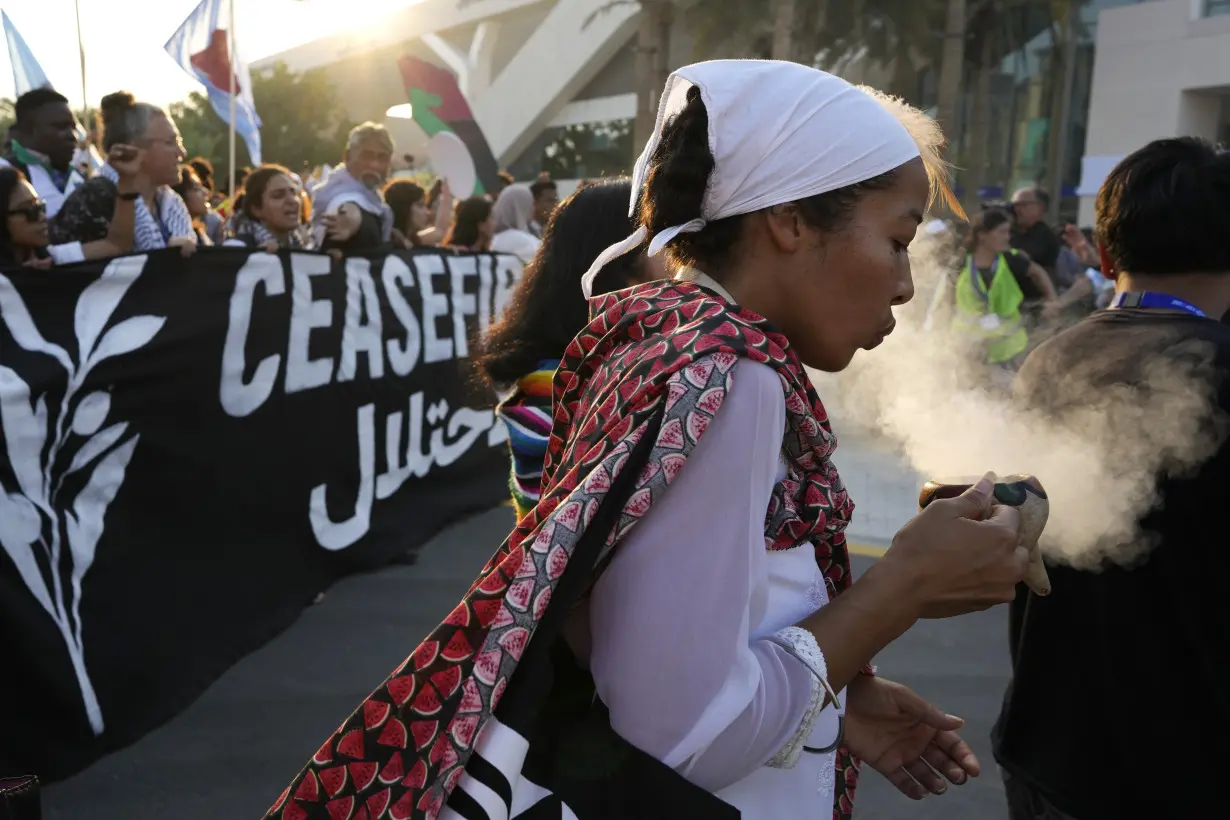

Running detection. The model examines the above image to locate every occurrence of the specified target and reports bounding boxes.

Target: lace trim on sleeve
[763,626,839,769]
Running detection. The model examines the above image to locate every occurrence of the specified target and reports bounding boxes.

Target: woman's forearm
[795,560,920,693]
[1056,276,1093,308]
[1029,264,1058,300]
[81,197,137,260]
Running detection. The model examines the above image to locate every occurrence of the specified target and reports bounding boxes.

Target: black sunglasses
[7,201,46,222]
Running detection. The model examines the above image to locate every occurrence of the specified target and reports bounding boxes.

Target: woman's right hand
[108,144,143,181]
[878,473,1028,619]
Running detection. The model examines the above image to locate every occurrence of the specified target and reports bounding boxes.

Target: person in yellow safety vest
[953,208,1058,366]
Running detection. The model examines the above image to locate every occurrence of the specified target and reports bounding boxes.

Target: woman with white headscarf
[489,182,541,264]
[265,61,1028,820]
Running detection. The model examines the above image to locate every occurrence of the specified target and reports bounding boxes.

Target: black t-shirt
[992,309,1230,819]
[973,249,1046,302]
[1012,220,1062,273]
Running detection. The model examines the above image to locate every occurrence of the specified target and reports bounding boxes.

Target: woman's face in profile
[7,180,48,249]
[976,221,1012,255]
[773,157,929,372]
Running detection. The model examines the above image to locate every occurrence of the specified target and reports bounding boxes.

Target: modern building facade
[253,0,692,195]
[257,0,1230,220]
[1077,0,1230,224]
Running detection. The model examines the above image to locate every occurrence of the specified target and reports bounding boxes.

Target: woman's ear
[763,204,805,253]
[1098,242,1115,280]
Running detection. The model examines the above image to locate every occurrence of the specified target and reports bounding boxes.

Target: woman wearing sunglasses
[0,143,141,268]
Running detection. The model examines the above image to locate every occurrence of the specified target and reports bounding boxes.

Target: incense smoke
[813,227,1228,569]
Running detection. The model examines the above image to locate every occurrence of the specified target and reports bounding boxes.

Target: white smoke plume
[812,227,1227,569]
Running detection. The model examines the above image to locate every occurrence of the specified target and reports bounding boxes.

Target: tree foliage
[169,61,355,185]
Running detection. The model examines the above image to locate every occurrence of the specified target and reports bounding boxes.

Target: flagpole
[228,0,237,200]
[74,0,88,129]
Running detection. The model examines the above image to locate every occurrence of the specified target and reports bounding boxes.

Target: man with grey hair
[311,121,395,254]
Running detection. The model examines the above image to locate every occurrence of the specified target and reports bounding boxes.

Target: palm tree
[934,0,967,151]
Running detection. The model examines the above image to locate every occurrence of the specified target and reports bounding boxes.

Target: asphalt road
[43,504,1013,820]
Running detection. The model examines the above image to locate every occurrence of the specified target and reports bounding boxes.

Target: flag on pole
[165,0,262,165]
[2,11,51,96]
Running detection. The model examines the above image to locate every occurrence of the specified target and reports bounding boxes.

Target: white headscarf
[492,184,535,233]
[580,59,922,297]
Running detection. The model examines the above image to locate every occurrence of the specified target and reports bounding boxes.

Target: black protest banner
[0,247,521,781]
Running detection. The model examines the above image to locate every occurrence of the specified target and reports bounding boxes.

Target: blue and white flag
[2,11,51,96]
[165,0,262,165]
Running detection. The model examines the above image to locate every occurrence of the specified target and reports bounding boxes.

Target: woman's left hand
[843,676,979,800]
[167,235,197,258]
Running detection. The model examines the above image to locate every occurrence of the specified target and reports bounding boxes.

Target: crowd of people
[0,86,566,271]
[921,186,1118,387]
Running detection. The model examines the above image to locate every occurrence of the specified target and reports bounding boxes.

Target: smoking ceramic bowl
[918,474,1051,596]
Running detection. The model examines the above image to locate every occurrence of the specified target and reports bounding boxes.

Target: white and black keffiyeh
[97,164,194,251]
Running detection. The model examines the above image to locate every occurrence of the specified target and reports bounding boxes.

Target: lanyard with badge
[967,255,1003,331]
[1109,291,1207,318]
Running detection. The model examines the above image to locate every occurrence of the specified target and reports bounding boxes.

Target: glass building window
[506,119,634,181]
[1206,0,1230,17]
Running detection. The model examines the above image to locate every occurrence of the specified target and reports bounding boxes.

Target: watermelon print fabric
[264,280,864,820]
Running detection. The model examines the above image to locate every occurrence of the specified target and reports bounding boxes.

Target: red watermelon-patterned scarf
[265,281,864,820]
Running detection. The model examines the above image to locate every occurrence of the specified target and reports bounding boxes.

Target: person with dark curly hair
[474,178,662,518]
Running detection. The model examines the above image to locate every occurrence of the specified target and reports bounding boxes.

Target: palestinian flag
[398,55,500,196]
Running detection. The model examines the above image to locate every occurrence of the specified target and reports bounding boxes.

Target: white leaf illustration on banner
[66,422,128,477]
[0,277,73,374]
[73,255,145,364]
[0,256,161,735]
[0,365,48,503]
[88,316,166,370]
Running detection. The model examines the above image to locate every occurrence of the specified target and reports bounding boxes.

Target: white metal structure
[254,0,642,171]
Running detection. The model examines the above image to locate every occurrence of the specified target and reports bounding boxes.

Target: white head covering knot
[580,59,922,297]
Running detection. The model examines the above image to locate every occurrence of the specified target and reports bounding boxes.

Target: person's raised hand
[1061,224,1087,249]
[107,144,144,182]
[876,472,1027,619]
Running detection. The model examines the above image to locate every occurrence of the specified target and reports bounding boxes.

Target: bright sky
[0,0,421,107]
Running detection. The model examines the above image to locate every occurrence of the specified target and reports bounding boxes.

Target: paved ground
[44,436,1013,819]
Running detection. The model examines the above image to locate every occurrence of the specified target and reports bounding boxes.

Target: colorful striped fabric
[495,358,560,519]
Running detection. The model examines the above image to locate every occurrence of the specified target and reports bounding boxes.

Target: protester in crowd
[528,177,558,237]
[267,61,1029,820]
[310,121,395,254]
[496,169,514,193]
[50,91,196,256]
[951,208,1058,380]
[223,164,309,251]
[383,177,450,248]
[0,88,85,219]
[488,183,540,263]
[172,165,214,247]
[994,136,1230,820]
[443,195,492,251]
[0,146,140,267]
[186,157,225,244]
[476,178,664,519]
[1009,186,1063,277]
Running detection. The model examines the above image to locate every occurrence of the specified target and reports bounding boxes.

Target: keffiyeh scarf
[265,281,861,820]
[98,164,194,251]
[230,216,307,250]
